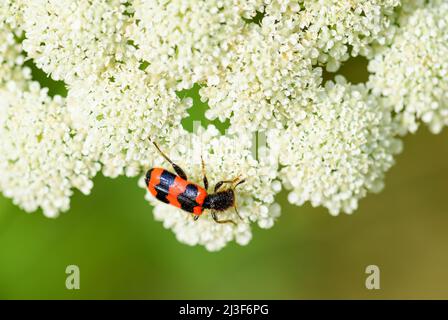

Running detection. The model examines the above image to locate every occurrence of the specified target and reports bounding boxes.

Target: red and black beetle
[145,139,245,225]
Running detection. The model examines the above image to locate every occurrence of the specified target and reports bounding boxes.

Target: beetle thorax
[203,189,235,211]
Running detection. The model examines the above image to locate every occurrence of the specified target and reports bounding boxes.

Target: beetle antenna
[148,138,170,163]
[232,178,246,221]
[233,178,246,189]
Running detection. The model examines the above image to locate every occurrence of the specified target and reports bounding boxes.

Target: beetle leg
[201,155,209,191]
[193,214,199,221]
[149,138,188,180]
[234,206,243,221]
[231,183,245,221]
[211,211,236,226]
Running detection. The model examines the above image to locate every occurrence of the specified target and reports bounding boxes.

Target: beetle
[145,139,245,225]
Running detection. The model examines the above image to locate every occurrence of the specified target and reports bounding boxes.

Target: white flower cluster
[277,77,402,215]
[0,23,99,217]
[0,0,447,250]
[0,82,100,217]
[368,0,448,134]
[127,0,265,90]
[201,0,400,132]
[21,0,129,83]
[66,59,190,178]
[265,0,400,65]
[0,22,25,86]
[0,0,25,31]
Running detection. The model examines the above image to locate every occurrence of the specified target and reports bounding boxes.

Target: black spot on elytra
[155,170,176,204]
[178,184,199,213]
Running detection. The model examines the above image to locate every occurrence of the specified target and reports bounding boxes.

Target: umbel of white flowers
[0,0,447,251]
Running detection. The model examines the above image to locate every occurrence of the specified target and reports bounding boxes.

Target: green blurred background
[0,58,447,299]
